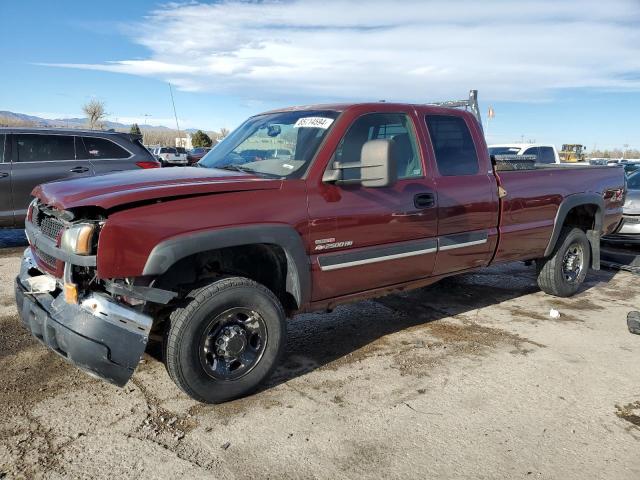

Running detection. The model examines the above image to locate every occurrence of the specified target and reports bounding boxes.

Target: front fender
[142,224,310,307]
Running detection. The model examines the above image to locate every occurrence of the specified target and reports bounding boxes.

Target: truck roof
[0,126,136,137]
[489,143,556,149]
[260,102,464,115]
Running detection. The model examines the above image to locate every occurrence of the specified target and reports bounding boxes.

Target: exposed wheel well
[153,243,299,314]
[563,204,598,231]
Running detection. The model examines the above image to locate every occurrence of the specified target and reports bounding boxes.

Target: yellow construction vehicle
[560,144,586,163]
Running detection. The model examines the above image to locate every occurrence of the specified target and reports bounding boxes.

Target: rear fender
[544,193,604,269]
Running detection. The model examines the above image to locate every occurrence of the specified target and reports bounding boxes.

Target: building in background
[176,136,192,150]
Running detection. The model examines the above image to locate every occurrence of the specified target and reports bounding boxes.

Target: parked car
[0,128,159,228]
[488,143,560,164]
[186,147,211,164]
[152,146,188,166]
[15,100,624,403]
[622,162,640,176]
[603,170,640,245]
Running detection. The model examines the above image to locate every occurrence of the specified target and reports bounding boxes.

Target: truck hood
[33,167,282,210]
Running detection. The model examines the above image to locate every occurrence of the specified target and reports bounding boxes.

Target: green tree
[130,123,141,136]
[191,130,213,148]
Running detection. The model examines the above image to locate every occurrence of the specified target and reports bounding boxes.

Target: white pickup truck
[151,146,188,166]
[488,143,560,164]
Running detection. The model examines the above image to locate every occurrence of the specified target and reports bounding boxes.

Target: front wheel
[536,227,591,297]
[164,276,286,403]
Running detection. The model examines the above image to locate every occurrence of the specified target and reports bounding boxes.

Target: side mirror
[267,124,281,137]
[360,139,397,187]
[322,139,397,187]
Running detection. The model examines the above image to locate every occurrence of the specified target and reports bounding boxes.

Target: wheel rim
[562,243,584,283]
[199,307,268,381]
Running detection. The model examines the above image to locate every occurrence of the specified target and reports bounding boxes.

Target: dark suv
[0,128,159,227]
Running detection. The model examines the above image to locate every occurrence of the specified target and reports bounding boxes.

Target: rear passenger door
[0,134,13,227]
[10,133,92,224]
[77,136,134,174]
[423,113,499,275]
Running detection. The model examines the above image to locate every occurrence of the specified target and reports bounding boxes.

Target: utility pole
[143,114,151,127]
[169,83,182,147]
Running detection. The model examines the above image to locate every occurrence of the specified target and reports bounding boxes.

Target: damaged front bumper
[14,249,152,387]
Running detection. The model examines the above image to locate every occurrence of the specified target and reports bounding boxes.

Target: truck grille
[30,202,68,273]
[33,247,57,268]
[39,216,65,241]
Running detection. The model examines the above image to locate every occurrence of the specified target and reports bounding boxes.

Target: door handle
[414,193,435,209]
[69,166,89,173]
[0,172,8,178]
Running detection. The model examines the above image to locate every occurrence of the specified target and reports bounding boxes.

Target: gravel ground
[0,230,639,479]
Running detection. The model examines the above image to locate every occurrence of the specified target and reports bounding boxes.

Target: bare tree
[83,100,106,130]
[219,127,230,139]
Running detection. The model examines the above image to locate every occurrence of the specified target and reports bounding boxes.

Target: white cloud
[43,0,640,103]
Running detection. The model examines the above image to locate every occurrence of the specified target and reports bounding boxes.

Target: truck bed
[492,164,624,264]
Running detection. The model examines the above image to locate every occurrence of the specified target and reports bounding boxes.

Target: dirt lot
[1,230,639,479]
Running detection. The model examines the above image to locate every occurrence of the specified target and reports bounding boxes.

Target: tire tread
[164,276,284,403]
[536,227,590,297]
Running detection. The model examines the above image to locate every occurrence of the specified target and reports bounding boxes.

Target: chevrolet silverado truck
[15,95,625,403]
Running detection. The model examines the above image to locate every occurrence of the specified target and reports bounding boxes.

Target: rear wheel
[164,276,286,403]
[536,227,591,297]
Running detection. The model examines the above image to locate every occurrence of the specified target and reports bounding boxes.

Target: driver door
[306,109,438,301]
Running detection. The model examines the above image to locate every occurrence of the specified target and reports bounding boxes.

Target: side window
[425,115,479,176]
[538,147,556,164]
[523,147,539,158]
[80,137,130,159]
[15,134,75,162]
[334,113,423,180]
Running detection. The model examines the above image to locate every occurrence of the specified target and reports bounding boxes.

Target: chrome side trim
[439,238,488,251]
[438,231,489,251]
[319,246,437,271]
[318,238,438,271]
[317,231,489,271]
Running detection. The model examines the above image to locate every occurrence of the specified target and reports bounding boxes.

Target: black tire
[536,227,591,297]
[164,276,286,403]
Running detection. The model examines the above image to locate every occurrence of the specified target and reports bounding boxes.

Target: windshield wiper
[217,164,281,178]
[218,164,256,173]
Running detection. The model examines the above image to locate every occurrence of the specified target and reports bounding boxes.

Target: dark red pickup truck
[15,99,625,403]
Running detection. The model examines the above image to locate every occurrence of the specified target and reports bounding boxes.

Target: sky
[0,0,639,149]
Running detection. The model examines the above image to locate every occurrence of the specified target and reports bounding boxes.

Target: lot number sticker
[294,117,334,129]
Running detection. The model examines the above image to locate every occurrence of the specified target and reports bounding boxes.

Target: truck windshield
[199,110,340,177]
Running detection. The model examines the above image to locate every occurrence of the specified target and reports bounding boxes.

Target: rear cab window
[15,134,75,162]
[425,115,479,176]
[537,147,556,164]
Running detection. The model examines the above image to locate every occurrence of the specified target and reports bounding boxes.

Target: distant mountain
[0,110,199,133]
